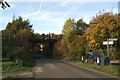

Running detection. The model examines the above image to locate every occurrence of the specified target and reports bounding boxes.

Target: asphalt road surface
[31,57,115,78]
[2,55,118,80]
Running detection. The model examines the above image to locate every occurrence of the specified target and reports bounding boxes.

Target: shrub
[110,48,119,59]
[23,56,35,67]
[8,47,28,60]
[7,47,35,67]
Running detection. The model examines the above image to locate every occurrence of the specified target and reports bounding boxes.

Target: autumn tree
[76,19,89,35]
[62,18,76,34]
[84,10,118,58]
[54,18,88,59]
[117,13,120,57]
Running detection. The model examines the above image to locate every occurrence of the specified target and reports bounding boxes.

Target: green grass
[2,62,27,72]
[2,58,10,62]
[2,57,35,72]
[75,62,119,76]
[0,62,2,72]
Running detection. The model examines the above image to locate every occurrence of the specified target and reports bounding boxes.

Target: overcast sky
[0,0,119,34]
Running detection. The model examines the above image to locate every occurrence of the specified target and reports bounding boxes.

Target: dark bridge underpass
[29,38,57,58]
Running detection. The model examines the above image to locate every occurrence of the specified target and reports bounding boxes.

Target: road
[2,56,118,79]
[31,57,115,78]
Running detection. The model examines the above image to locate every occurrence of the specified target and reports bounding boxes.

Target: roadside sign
[109,38,118,41]
[103,41,113,45]
[103,38,117,57]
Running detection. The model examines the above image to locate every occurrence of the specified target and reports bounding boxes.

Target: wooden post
[4,34,5,39]
[14,34,15,39]
[7,54,9,59]
[21,36,22,40]
[16,58,23,66]
[9,34,10,39]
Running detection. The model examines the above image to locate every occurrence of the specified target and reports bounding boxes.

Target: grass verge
[2,57,35,73]
[75,62,119,77]
[2,62,27,72]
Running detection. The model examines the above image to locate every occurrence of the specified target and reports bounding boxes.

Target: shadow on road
[32,53,45,59]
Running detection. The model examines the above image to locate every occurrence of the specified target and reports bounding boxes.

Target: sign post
[109,38,118,41]
[103,41,113,45]
[103,38,118,57]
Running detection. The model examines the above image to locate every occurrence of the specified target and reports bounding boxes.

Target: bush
[7,47,35,67]
[23,56,35,67]
[8,47,28,60]
[110,48,119,59]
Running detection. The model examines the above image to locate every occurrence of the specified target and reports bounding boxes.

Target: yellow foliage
[84,11,118,51]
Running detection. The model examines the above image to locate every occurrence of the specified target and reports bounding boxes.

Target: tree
[62,18,76,34]
[76,19,89,35]
[54,18,88,59]
[4,16,33,37]
[2,17,34,51]
[2,16,34,57]
[84,10,118,57]
[40,33,45,39]
[117,13,120,57]
[34,33,41,39]
[62,18,89,35]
